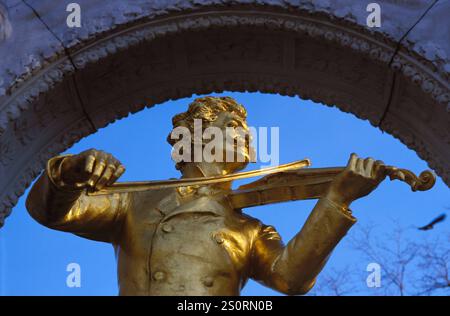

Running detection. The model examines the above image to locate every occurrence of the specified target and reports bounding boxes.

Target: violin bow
[88,158,312,195]
[87,159,436,196]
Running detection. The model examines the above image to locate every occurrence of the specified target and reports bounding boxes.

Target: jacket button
[162,224,173,233]
[153,271,165,281]
[202,276,214,287]
[214,234,224,244]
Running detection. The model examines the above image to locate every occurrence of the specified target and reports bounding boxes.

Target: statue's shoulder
[233,210,266,231]
[236,210,281,240]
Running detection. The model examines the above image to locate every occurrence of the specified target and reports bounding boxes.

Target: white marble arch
[0,0,448,226]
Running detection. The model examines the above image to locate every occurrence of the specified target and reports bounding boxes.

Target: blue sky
[0,92,448,295]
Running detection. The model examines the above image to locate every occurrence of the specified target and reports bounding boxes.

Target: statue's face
[205,111,253,173]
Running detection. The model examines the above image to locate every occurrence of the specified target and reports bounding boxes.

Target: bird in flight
[418,213,446,231]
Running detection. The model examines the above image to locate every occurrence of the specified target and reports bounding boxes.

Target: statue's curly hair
[167,96,247,146]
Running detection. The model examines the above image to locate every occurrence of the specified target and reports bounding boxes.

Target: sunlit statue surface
[26,96,435,295]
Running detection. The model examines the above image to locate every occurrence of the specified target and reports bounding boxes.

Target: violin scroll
[385,167,436,192]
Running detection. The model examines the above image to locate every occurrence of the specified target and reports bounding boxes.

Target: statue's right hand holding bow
[60,149,126,191]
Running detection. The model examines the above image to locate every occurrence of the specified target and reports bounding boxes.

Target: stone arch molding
[0,0,449,227]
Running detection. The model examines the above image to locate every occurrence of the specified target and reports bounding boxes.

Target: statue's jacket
[26,156,357,296]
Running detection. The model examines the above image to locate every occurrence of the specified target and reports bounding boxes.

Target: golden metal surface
[26,96,435,296]
[89,159,311,195]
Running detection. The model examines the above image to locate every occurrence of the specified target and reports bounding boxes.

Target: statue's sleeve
[249,197,356,295]
[26,155,130,243]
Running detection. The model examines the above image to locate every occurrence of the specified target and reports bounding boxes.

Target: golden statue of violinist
[26,96,435,296]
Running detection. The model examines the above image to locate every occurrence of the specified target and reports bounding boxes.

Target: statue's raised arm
[26,149,128,243]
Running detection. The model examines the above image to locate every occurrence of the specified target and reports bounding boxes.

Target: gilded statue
[26,96,435,295]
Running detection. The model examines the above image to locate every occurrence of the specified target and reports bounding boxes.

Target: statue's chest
[128,190,253,270]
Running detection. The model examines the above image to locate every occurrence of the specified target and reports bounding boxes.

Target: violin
[89,159,436,209]
[229,165,435,209]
